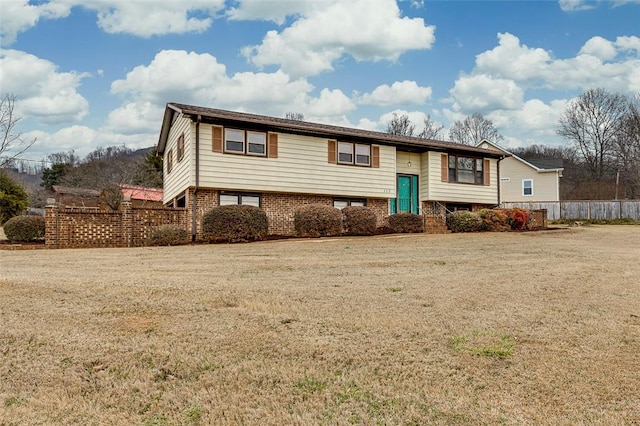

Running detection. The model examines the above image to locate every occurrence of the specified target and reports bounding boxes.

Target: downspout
[497,156,504,207]
[192,115,201,242]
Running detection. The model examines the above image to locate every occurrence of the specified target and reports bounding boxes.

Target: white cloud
[475,33,551,81]
[0,0,71,45]
[579,36,617,60]
[0,0,225,43]
[108,49,359,135]
[558,0,594,12]
[85,0,224,37]
[473,33,640,93]
[0,49,89,124]
[358,80,432,106]
[449,74,524,114]
[226,0,314,24]
[242,0,435,77]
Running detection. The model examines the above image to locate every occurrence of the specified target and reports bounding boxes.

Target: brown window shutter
[441,154,448,182]
[484,159,490,186]
[268,133,278,158]
[372,146,380,168]
[212,126,223,153]
[328,140,336,164]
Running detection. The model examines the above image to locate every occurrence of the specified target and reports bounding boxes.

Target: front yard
[1,226,639,424]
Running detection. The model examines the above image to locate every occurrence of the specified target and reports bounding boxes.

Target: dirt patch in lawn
[1,226,639,425]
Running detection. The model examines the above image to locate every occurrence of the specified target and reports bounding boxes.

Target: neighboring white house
[156,103,505,238]
[477,139,564,202]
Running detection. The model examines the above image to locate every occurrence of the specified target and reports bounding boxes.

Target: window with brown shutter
[268,133,278,158]
[212,126,223,153]
[328,140,337,164]
[483,159,490,186]
[177,133,184,162]
[372,146,380,168]
[441,154,448,182]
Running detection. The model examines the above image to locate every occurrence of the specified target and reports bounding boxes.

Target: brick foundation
[180,188,391,237]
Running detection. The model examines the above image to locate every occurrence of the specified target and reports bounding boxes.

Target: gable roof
[476,139,563,173]
[157,103,504,158]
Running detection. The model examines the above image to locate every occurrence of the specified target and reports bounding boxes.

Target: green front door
[391,175,419,214]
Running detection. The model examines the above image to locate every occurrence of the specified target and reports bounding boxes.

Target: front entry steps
[425,215,451,234]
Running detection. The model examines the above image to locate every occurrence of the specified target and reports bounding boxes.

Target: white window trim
[355,144,371,166]
[224,128,245,154]
[246,131,267,157]
[523,179,534,196]
[337,142,354,164]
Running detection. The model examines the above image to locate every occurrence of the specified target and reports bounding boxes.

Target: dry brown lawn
[1,226,639,425]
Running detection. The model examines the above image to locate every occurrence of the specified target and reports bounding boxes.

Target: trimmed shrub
[479,209,510,232]
[342,206,377,236]
[446,211,484,233]
[148,225,189,246]
[3,215,45,242]
[202,204,269,243]
[506,208,530,231]
[388,212,424,233]
[294,204,342,237]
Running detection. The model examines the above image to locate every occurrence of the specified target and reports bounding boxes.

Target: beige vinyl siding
[419,152,430,201]
[427,152,498,204]
[499,157,560,202]
[198,128,396,198]
[396,151,421,176]
[163,114,194,204]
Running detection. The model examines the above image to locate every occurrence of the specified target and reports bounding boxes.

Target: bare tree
[386,113,415,136]
[417,115,445,140]
[0,94,36,167]
[557,88,630,180]
[449,113,503,145]
[285,112,305,121]
[615,94,640,197]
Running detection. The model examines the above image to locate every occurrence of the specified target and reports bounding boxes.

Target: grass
[1,226,640,424]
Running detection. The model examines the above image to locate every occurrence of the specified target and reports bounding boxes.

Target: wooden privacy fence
[503,200,640,221]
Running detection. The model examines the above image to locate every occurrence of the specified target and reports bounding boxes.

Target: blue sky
[1,0,639,164]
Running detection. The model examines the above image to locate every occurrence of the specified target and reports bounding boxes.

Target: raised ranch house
[156,103,505,238]
[477,139,564,203]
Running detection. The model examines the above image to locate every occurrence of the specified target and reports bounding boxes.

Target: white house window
[355,144,371,166]
[220,193,261,207]
[337,142,371,166]
[338,142,354,164]
[247,131,266,156]
[523,179,533,196]
[225,129,245,153]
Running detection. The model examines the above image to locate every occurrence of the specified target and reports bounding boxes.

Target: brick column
[121,199,133,247]
[45,199,58,249]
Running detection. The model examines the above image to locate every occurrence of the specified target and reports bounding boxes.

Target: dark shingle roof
[157,103,504,158]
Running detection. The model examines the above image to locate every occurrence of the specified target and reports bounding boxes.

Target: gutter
[192,114,201,242]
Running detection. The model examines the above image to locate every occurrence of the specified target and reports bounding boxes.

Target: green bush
[148,224,189,246]
[3,215,45,242]
[294,204,342,237]
[478,209,510,232]
[202,205,269,243]
[342,206,377,236]
[388,212,424,233]
[446,211,484,233]
[0,172,29,224]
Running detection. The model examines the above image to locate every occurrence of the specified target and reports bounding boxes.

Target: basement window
[333,198,366,209]
[219,193,261,207]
